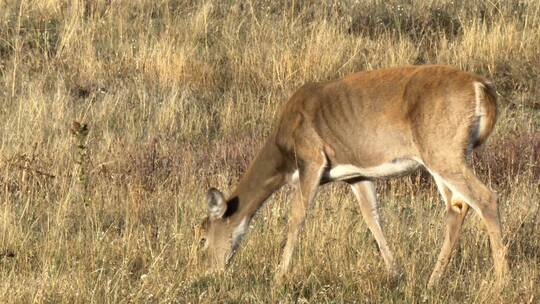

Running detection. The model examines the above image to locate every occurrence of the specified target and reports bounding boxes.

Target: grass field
[0,0,539,303]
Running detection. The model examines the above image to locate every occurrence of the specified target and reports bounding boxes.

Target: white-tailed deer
[199,65,507,287]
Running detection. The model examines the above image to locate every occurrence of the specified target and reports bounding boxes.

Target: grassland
[0,0,538,303]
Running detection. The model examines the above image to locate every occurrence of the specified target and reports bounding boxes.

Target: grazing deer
[199,65,508,287]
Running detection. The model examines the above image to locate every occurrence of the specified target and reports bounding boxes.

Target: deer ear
[207,188,226,219]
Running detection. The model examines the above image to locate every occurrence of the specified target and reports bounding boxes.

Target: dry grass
[0,0,539,303]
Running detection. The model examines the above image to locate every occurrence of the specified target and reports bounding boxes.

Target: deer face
[199,188,246,271]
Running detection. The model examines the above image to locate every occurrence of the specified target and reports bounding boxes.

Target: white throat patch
[231,217,249,250]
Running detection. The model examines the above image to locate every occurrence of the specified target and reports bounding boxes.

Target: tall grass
[0,0,538,302]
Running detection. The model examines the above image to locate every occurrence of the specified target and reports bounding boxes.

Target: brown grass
[0,0,539,303]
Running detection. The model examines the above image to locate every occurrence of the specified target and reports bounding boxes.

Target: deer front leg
[350,180,399,278]
[277,158,325,281]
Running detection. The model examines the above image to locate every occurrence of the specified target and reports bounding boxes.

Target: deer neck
[225,135,286,223]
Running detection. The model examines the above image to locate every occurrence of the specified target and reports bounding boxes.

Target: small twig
[0,153,56,179]
[12,164,56,179]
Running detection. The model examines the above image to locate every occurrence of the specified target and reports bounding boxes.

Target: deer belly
[326,159,421,180]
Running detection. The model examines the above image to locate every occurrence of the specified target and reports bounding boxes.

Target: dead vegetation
[0,0,538,303]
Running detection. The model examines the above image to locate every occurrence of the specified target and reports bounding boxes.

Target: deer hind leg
[277,152,326,279]
[428,176,470,287]
[350,180,399,278]
[427,162,508,287]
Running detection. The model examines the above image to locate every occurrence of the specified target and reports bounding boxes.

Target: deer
[198,65,508,288]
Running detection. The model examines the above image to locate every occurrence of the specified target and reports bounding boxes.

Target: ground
[0,1,538,303]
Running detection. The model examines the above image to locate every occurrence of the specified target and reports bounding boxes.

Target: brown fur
[476,81,498,147]
[200,65,507,287]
